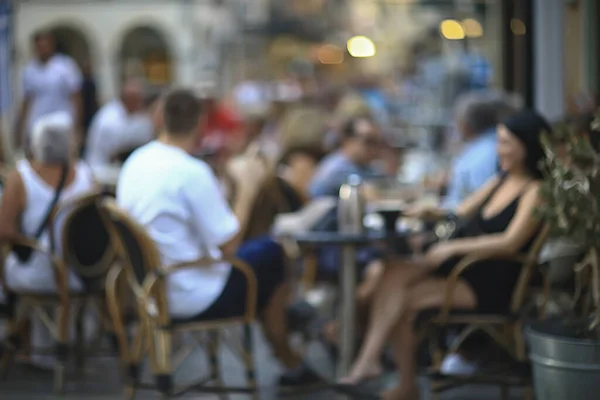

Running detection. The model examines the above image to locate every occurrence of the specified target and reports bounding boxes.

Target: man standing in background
[14,29,82,154]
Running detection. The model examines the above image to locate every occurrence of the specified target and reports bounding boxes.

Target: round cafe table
[290,230,409,379]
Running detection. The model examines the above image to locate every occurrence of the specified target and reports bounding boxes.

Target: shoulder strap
[478,174,506,211]
[33,164,69,240]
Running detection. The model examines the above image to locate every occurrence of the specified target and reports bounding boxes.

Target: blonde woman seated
[0,112,96,365]
[341,110,550,400]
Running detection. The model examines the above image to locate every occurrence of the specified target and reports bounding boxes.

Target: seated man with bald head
[84,79,155,167]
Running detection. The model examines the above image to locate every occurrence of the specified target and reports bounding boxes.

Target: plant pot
[526,319,600,400]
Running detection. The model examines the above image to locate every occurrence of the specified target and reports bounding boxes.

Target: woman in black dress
[341,110,551,400]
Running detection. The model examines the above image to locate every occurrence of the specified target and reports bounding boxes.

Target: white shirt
[85,100,154,167]
[4,159,95,293]
[22,54,82,134]
[117,141,239,317]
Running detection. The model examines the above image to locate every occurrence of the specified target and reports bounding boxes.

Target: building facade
[13,0,267,102]
[511,0,600,119]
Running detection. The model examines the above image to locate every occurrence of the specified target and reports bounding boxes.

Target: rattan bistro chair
[59,193,119,365]
[417,225,550,400]
[103,201,259,399]
[0,192,117,393]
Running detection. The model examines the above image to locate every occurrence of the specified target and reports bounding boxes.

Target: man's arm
[71,91,83,144]
[65,57,84,138]
[220,184,257,255]
[14,67,32,153]
[184,164,243,257]
[108,115,154,160]
[13,97,30,152]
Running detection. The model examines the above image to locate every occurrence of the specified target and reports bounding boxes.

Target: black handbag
[13,164,69,263]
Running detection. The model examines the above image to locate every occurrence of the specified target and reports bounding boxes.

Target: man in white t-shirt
[85,79,154,167]
[117,89,320,387]
[15,30,83,153]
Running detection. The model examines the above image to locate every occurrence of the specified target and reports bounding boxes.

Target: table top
[286,230,409,245]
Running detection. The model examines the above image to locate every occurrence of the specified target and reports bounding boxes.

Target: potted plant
[526,110,600,400]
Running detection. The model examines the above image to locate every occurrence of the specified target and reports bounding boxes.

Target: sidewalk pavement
[0,324,525,399]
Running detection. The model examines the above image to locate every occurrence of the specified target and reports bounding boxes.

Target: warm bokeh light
[347,36,376,58]
[511,18,527,35]
[461,18,483,38]
[439,19,465,40]
[317,44,344,64]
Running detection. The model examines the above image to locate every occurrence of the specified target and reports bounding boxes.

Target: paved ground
[0,324,527,400]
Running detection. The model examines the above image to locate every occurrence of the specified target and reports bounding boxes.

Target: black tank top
[455,177,537,252]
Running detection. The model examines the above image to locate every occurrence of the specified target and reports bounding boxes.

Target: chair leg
[500,385,509,400]
[0,332,19,378]
[54,298,72,394]
[243,324,259,400]
[74,303,86,371]
[54,342,68,394]
[0,294,22,378]
[523,385,535,400]
[123,384,136,400]
[151,328,173,399]
[208,331,228,400]
[514,322,527,362]
[125,326,145,400]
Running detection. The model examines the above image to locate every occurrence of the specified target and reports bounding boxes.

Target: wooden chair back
[510,224,551,313]
[59,193,117,286]
[102,201,170,322]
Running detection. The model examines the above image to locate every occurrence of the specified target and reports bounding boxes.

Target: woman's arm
[0,171,26,238]
[408,176,499,221]
[446,182,542,257]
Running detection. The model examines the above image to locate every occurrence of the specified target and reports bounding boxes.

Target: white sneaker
[440,353,477,376]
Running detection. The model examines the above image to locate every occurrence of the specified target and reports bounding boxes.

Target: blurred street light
[510,18,527,35]
[461,18,483,38]
[317,44,344,64]
[347,35,376,58]
[439,19,465,40]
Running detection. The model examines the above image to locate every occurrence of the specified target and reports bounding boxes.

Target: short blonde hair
[30,111,72,164]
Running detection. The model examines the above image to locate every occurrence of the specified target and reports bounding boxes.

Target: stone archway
[51,25,91,69]
[119,25,173,86]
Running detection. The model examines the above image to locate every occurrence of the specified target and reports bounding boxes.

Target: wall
[14,1,221,102]
[533,0,565,120]
[563,1,585,115]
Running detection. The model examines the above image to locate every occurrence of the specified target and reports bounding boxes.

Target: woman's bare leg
[382,315,420,400]
[261,282,302,369]
[322,259,384,347]
[357,259,384,305]
[341,260,432,383]
[383,278,476,400]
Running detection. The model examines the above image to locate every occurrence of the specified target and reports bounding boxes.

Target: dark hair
[502,110,552,179]
[32,29,53,43]
[163,89,202,136]
[278,145,325,166]
[340,115,375,140]
[455,93,514,136]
